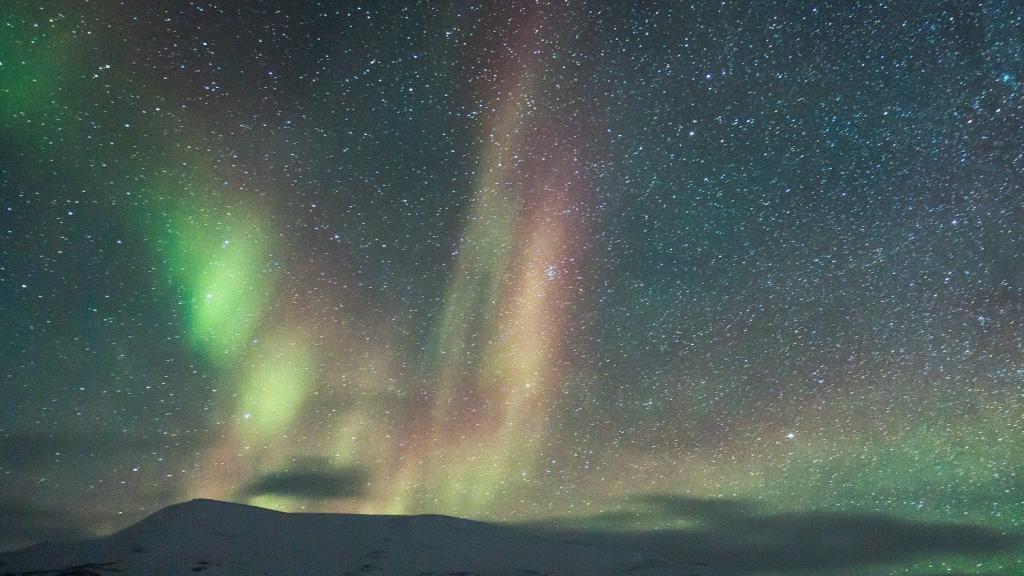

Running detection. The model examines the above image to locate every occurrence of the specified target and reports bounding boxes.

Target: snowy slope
[0,499,721,576]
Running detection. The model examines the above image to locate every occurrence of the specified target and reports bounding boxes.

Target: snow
[0,499,722,576]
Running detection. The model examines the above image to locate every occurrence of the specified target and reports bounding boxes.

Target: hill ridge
[0,499,721,576]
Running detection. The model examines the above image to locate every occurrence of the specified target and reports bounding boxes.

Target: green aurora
[1,2,1022,575]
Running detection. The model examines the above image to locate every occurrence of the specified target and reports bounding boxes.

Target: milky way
[1,2,1022,574]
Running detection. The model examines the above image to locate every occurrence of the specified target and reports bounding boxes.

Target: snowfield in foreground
[0,499,721,576]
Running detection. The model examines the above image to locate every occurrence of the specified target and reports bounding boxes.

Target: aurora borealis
[1,1,1022,574]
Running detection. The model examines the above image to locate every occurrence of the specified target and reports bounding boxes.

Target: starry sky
[1,2,1022,574]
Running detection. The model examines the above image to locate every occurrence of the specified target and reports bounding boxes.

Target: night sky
[1,2,1022,574]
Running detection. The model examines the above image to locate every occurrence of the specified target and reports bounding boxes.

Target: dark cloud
[527,495,1020,574]
[240,462,368,500]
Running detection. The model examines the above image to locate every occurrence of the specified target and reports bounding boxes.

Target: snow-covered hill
[0,499,721,576]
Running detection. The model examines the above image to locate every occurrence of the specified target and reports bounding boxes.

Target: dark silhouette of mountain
[0,498,719,576]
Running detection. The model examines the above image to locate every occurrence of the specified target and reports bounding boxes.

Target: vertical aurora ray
[391,6,593,517]
[429,74,536,422]
[407,20,544,513]
[4,3,1022,575]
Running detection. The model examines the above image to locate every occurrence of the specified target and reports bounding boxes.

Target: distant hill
[0,498,719,576]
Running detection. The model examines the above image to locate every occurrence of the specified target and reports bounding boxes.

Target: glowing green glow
[247,493,299,512]
[0,6,89,151]
[0,8,63,111]
[161,199,277,364]
[237,332,314,439]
